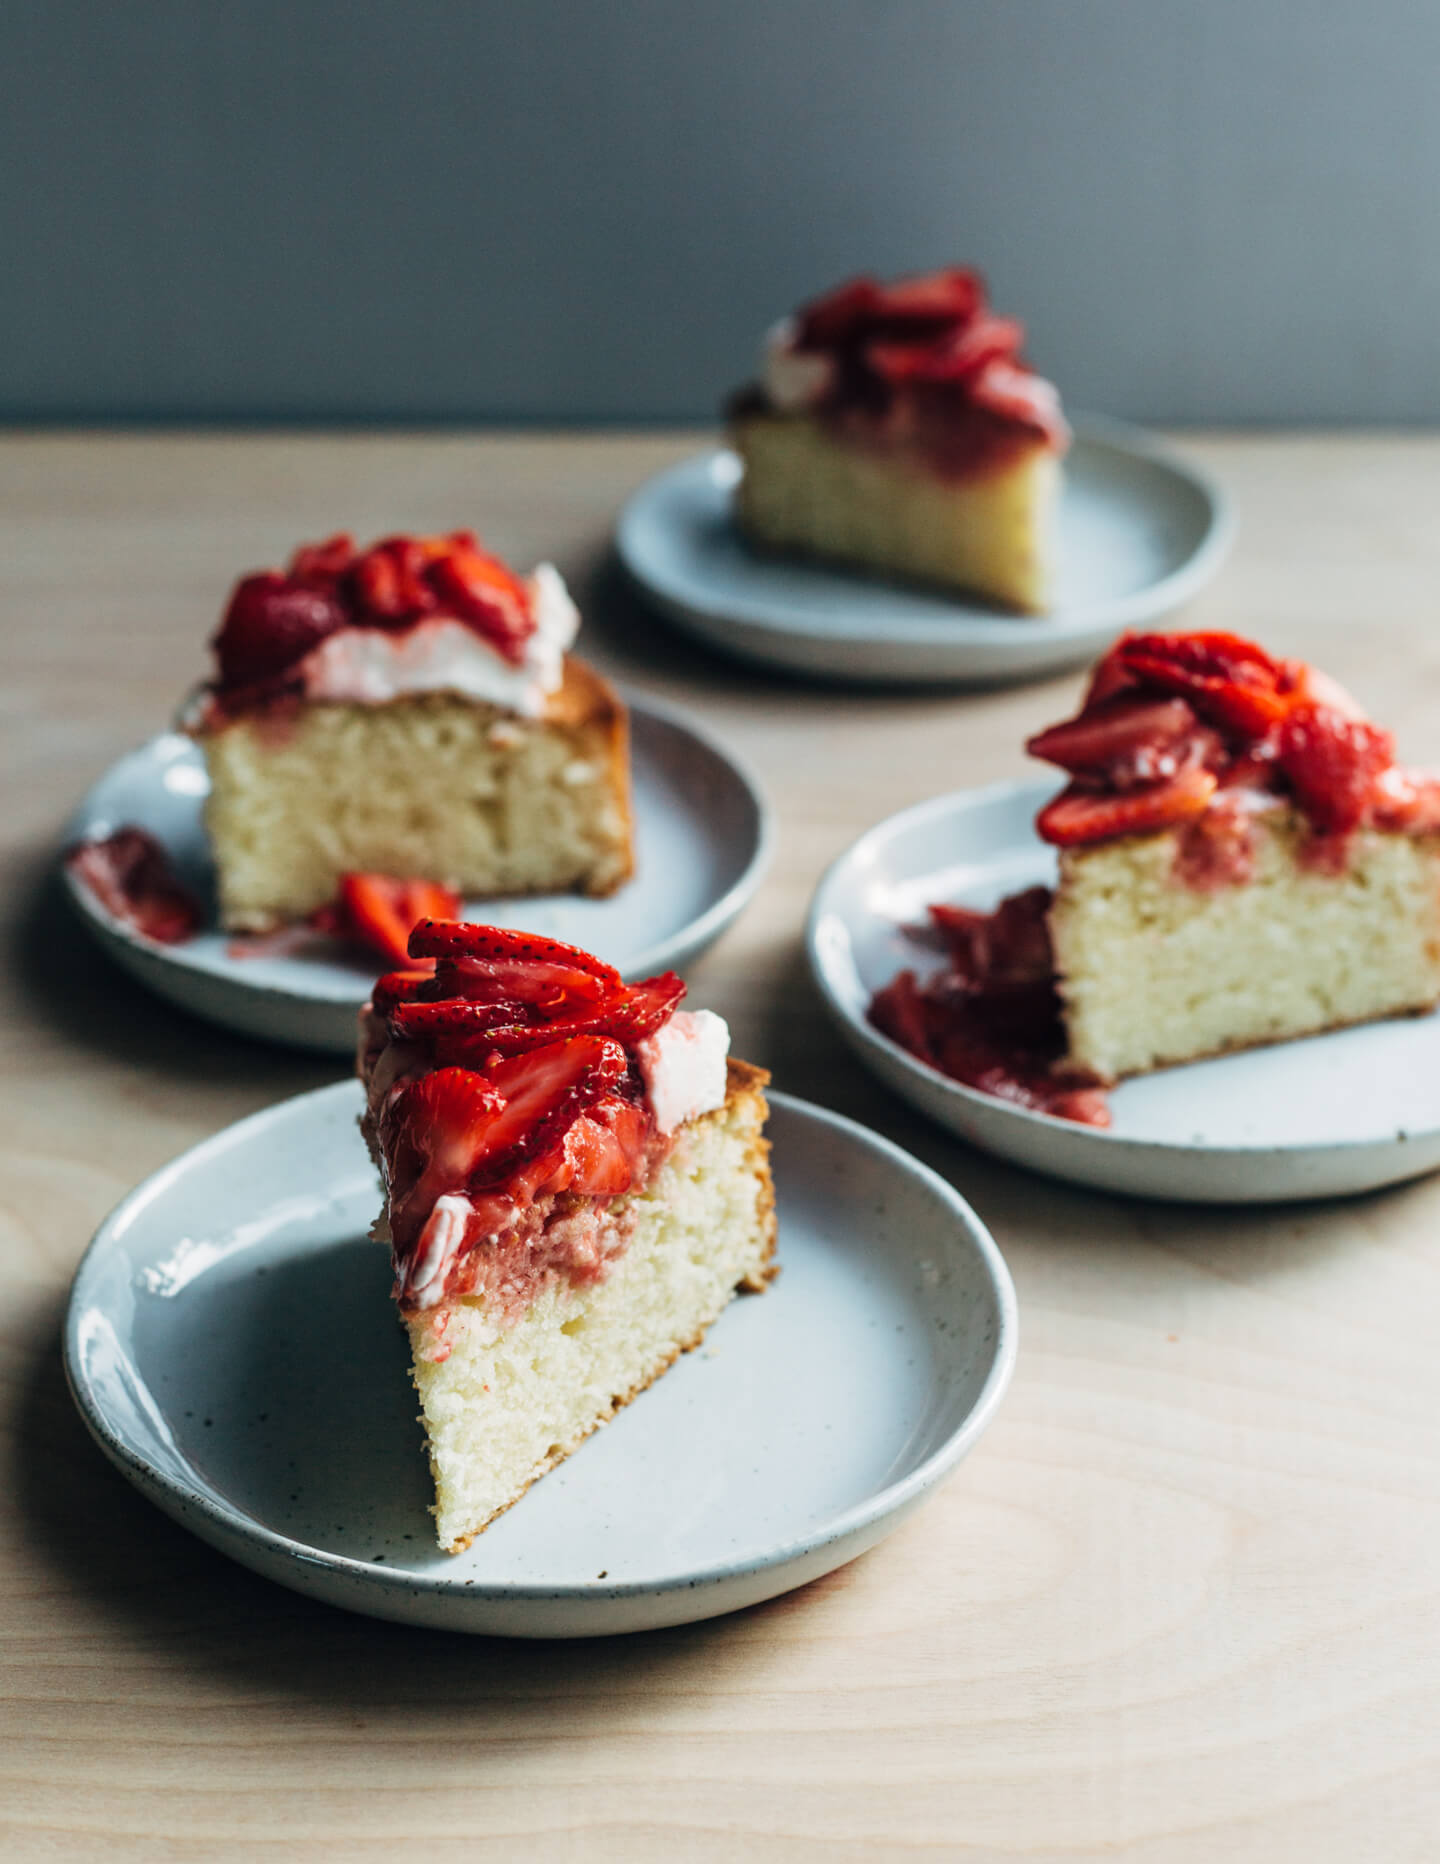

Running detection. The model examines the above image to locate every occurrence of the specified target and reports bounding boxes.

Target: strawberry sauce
[66,827,202,944]
[360,923,694,1327]
[868,889,1110,1127]
[204,531,538,716]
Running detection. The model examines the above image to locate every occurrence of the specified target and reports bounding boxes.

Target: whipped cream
[636,1008,731,1136]
[294,562,579,716]
[408,1193,472,1309]
[762,317,836,412]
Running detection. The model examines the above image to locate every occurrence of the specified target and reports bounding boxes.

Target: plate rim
[59,688,777,1008]
[62,1080,1018,1608]
[616,416,1235,647]
[807,774,1440,1163]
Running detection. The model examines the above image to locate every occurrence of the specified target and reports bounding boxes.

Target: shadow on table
[5,850,334,1094]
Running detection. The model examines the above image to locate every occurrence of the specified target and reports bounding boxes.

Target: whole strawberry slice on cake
[870,628,1440,1113]
[359,921,776,1551]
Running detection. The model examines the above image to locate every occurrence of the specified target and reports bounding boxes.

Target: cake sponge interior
[406,1064,775,1553]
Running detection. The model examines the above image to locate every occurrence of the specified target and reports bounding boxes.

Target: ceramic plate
[64,1082,1016,1638]
[616,421,1232,685]
[61,696,773,1054]
[808,778,1440,1203]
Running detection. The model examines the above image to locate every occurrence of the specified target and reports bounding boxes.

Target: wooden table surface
[5,430,1440,1862]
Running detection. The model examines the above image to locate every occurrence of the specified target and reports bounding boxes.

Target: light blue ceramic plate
[64,1082,1017,1637]
[61,695,773,1054]
[808,778,1440,1203]
[616,420,1232,685]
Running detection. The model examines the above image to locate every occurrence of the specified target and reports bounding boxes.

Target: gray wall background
[6,1,1439,424]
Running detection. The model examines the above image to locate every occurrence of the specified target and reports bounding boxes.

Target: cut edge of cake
[731,408,1061,613]
[1049,809,1440,1085]
[383,1057,776,1553]
[199,655,635,930]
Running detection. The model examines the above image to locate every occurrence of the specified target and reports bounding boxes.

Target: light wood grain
[4,430,1440,1862]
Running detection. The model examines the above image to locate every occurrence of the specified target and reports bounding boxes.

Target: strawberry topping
[1037,767,1219,847]
[1027,629,1419,864]
[760,267,1069,467]
[1276,704,1396,836]
[868,887,1109,1127]
[209,530,538,702]
[367,920,701,1305]
[67,827,203,944]
[310,874,462,966]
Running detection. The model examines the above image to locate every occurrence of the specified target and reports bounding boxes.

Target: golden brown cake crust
[546,656,635,896]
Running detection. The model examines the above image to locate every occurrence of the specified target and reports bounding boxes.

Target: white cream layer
[761,317,836,412]
[635,1009,731,1136]
[295,562,579,717]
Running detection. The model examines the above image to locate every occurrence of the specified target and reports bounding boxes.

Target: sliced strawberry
[1117,631,1292,737]
[431,970,687,1057]
[321,875,462,965]
[467,1036,629,1188]
[868,969,936,1062]
[931,887,1054,986]
[349,537,440,624]
[427,538,533,665]
[1025,695,1202,779]
[67,827,202,944]
[1081,639,1139,709]
[371,967,437,1019]
[386,1066,504,1248]
[593,971,686,1043]
[1277,703,1395,834]
[796,276,886,347]
[288,533,356,587]
[556,1097,651,1197]
[866,314,1022,386]
[1036,766,1219,846]
[212,572,345,689]
[872,266,984,325]
[408,921,621,980]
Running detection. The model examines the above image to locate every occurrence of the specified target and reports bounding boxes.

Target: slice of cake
[871,630,1440,1114]
[359,919,776,1551]
[728,267,1070,612]
[188,531,634,931]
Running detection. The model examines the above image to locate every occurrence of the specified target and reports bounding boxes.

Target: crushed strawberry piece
[311,874,461,966]
[67,827,202,944]
[209,529,537,701]
[1027,628,1419,867]
[868,887,1109,1127]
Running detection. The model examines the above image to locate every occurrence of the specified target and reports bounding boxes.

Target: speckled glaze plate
[64,1081,1016,1638]
[615,420,1232,685]
[808,778,1440,1203]
[60,694,773,1053]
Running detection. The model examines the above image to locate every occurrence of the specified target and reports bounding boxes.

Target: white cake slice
[869,629,1440,1121]
[728,267,1069,613]
[188,532,634,931]
[359,920,776,1551]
